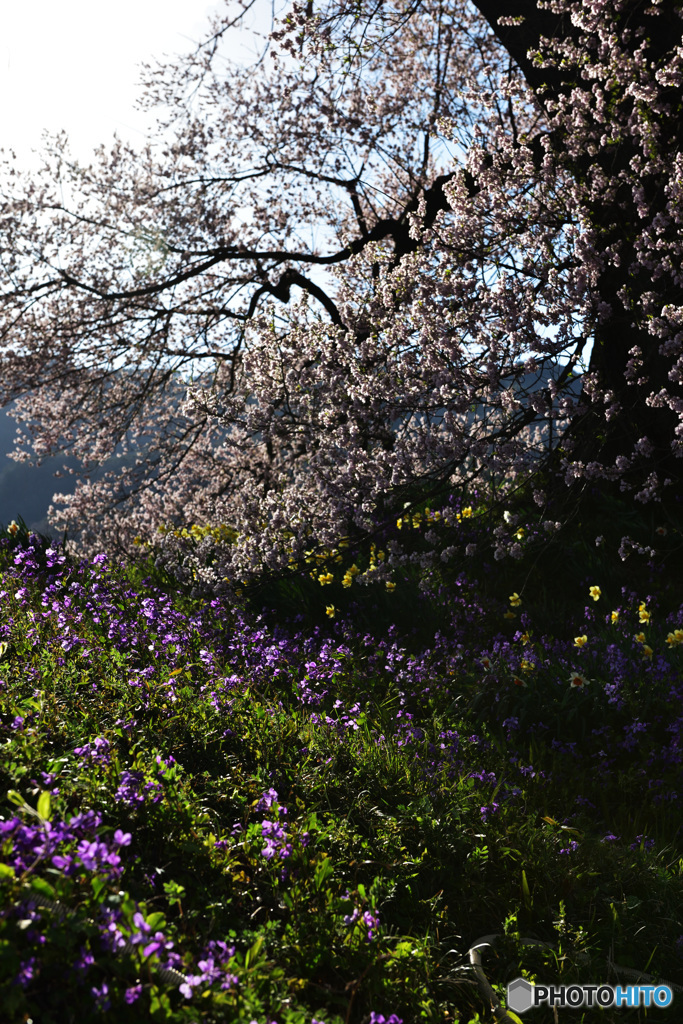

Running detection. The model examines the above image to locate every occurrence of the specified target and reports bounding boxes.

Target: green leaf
[37,791,51,822]
[30,876,57,901]
[162,880,186,904]
[0,863,15,879]
[314,856,334,891]
[504,1010,526,1024]
[146,912,167,931]
[392,940,417,959]
[244,933,265,968]
[149,986,172,1019]
[6,790,24,807]
[91,875,108,901]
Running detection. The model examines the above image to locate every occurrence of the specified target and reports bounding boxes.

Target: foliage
[0,501,681,1022]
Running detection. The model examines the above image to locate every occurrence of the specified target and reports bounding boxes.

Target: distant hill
[0,402,141,538]
[0,405,81,536]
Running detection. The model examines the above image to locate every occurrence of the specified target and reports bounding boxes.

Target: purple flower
[15,956,37,988]
[143,932,174,959]
[51,853,74,872]
[76,840,99,871]
[106,922,128,951]
[115,769,161,806]
[630,833,655,852]
[179,976,201,999]
[363,909,380,940]
[74,948,95,975]
[74,737,112,765]
[260,816,290,860]
[479,802,500,823]
[129,911,151,943]
[91,982,111,1011]
[559,840,579,855]
[256,788,279,812]
[124,983,143,1004]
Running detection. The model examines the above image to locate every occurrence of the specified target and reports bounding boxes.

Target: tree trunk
[471,0,683,488]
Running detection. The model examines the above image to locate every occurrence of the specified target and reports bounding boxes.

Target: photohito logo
[507,977,673,1013]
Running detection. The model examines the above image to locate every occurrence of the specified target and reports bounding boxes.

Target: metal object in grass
[469,933,683,1021]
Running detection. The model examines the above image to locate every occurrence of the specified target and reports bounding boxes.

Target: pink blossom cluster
[0,1,680,584]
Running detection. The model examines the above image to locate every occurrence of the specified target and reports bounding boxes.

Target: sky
[0,0,272,169]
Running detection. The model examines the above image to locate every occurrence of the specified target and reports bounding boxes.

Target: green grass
[0,494,681,1022]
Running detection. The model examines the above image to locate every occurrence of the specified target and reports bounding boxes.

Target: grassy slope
[0,492,681,1023]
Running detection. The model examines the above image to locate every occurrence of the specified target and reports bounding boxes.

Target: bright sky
[0,0,272,169]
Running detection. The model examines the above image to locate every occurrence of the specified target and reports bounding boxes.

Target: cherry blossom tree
[0,0,681,588]
[473,0,683,493]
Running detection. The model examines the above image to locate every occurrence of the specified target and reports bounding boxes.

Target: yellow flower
[665,629,683,646]
[638,602,651,624]
[318,572,334,585]
[509,592,522,607]
[634,632,647,644]
[325,605,336,618]
[641,644,653,660]
[611,610,619,624]
[342,564,360,588]
[503,611,517,620]
[520,632,532,645]
[520,659,535,674]
[515,528,525,541]
[385,581,396,591]
[574,635,588,648]
[588,586,601,601]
